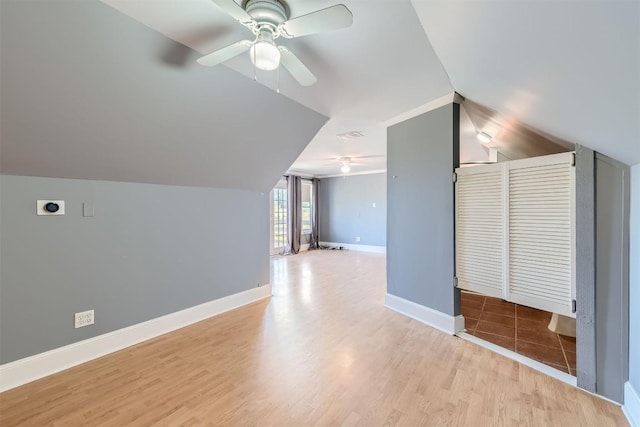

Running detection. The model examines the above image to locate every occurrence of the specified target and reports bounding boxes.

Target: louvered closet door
[508,153,575,317]
[455,163,504,299]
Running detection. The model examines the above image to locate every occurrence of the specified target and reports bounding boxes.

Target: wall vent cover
[337,131,364,140]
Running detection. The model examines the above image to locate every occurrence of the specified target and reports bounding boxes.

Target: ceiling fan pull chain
[252,44,257,82]
[276,64,280,93]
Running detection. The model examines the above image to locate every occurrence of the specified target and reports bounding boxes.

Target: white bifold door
[455,152,576,317]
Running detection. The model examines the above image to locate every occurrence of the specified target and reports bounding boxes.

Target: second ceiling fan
[197,0,353,86]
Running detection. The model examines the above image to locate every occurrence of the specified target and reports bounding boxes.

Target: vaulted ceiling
[413,0,640,165]
[1,0,638,190]
[99,0,456,176]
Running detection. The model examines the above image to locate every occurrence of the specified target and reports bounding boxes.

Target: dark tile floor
[461,291,576,375]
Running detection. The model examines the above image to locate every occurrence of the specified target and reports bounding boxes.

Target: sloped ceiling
[462,99,574,161]
[413,0,640,165]
[2,1,636,187]
[100,0,455,176]
[0,0,327,192]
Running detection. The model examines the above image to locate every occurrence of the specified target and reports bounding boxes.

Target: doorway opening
[455,152,577,379]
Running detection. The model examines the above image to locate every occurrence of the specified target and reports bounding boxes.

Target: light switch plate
[83,202,95,217]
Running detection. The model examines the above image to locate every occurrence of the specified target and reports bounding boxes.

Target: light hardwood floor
[0,251,627,426]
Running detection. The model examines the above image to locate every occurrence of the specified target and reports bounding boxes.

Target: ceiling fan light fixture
[339,157,351,173]
[250,30,281,71]
[199,1,354,86]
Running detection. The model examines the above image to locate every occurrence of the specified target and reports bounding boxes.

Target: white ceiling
[100,0,456,176]
[412,0,640,165]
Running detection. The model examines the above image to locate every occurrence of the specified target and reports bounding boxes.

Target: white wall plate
[36,200,65,216]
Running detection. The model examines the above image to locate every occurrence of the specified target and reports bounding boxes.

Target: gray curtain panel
[310,178,320,249]
[285,175,302,255]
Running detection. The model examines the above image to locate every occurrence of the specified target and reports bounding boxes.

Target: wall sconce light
[477,131,492,144]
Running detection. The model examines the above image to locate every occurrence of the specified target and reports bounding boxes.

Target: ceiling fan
[331,155,383,173]
[339,157,353,173]
[197,0,353,86]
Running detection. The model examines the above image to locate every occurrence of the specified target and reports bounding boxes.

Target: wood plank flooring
[0,250,627,426]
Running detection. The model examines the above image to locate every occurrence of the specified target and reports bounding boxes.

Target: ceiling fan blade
[279,47,317,86]
[279,5,353,38]
[197,40,252,67]
[210,0,254,24]
[354,155,385,159]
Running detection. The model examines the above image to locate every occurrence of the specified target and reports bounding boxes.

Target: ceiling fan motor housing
[243,0,289,32]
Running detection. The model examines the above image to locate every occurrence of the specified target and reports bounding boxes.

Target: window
[272,187,287,250]
[301,180,313,234]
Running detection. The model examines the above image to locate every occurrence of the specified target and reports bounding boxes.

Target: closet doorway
[456,152,577,376]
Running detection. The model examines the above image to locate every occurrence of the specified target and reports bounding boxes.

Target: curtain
[285,175,302,255]
[310,178,320,249]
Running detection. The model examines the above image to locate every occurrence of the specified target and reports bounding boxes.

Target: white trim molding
[317,169,387,179]
[320,241,386,254]
[625,382,640,427]
[0,285,272,393]
[384,293,464,335]
[383,92,456,127]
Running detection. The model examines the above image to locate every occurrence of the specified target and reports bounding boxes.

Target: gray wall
[0,175,269,363]
[628,163,640,395]
[0,0,327,192]
[318,173,386,247]
[575,145,596,392]
[594,154,630,404]
[387,103,460,316]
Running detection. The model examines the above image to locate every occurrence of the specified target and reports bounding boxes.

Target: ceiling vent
[337,131,364,140]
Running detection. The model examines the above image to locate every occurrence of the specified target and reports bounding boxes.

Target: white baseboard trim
[624,382,640,427]
[0,284,272,393]
[457,331,577,387]
[319,241,386,254]
[384,293,464,335]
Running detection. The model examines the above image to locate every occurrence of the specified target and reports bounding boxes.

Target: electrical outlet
[75,310,94,328]
[355,236,361,243]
